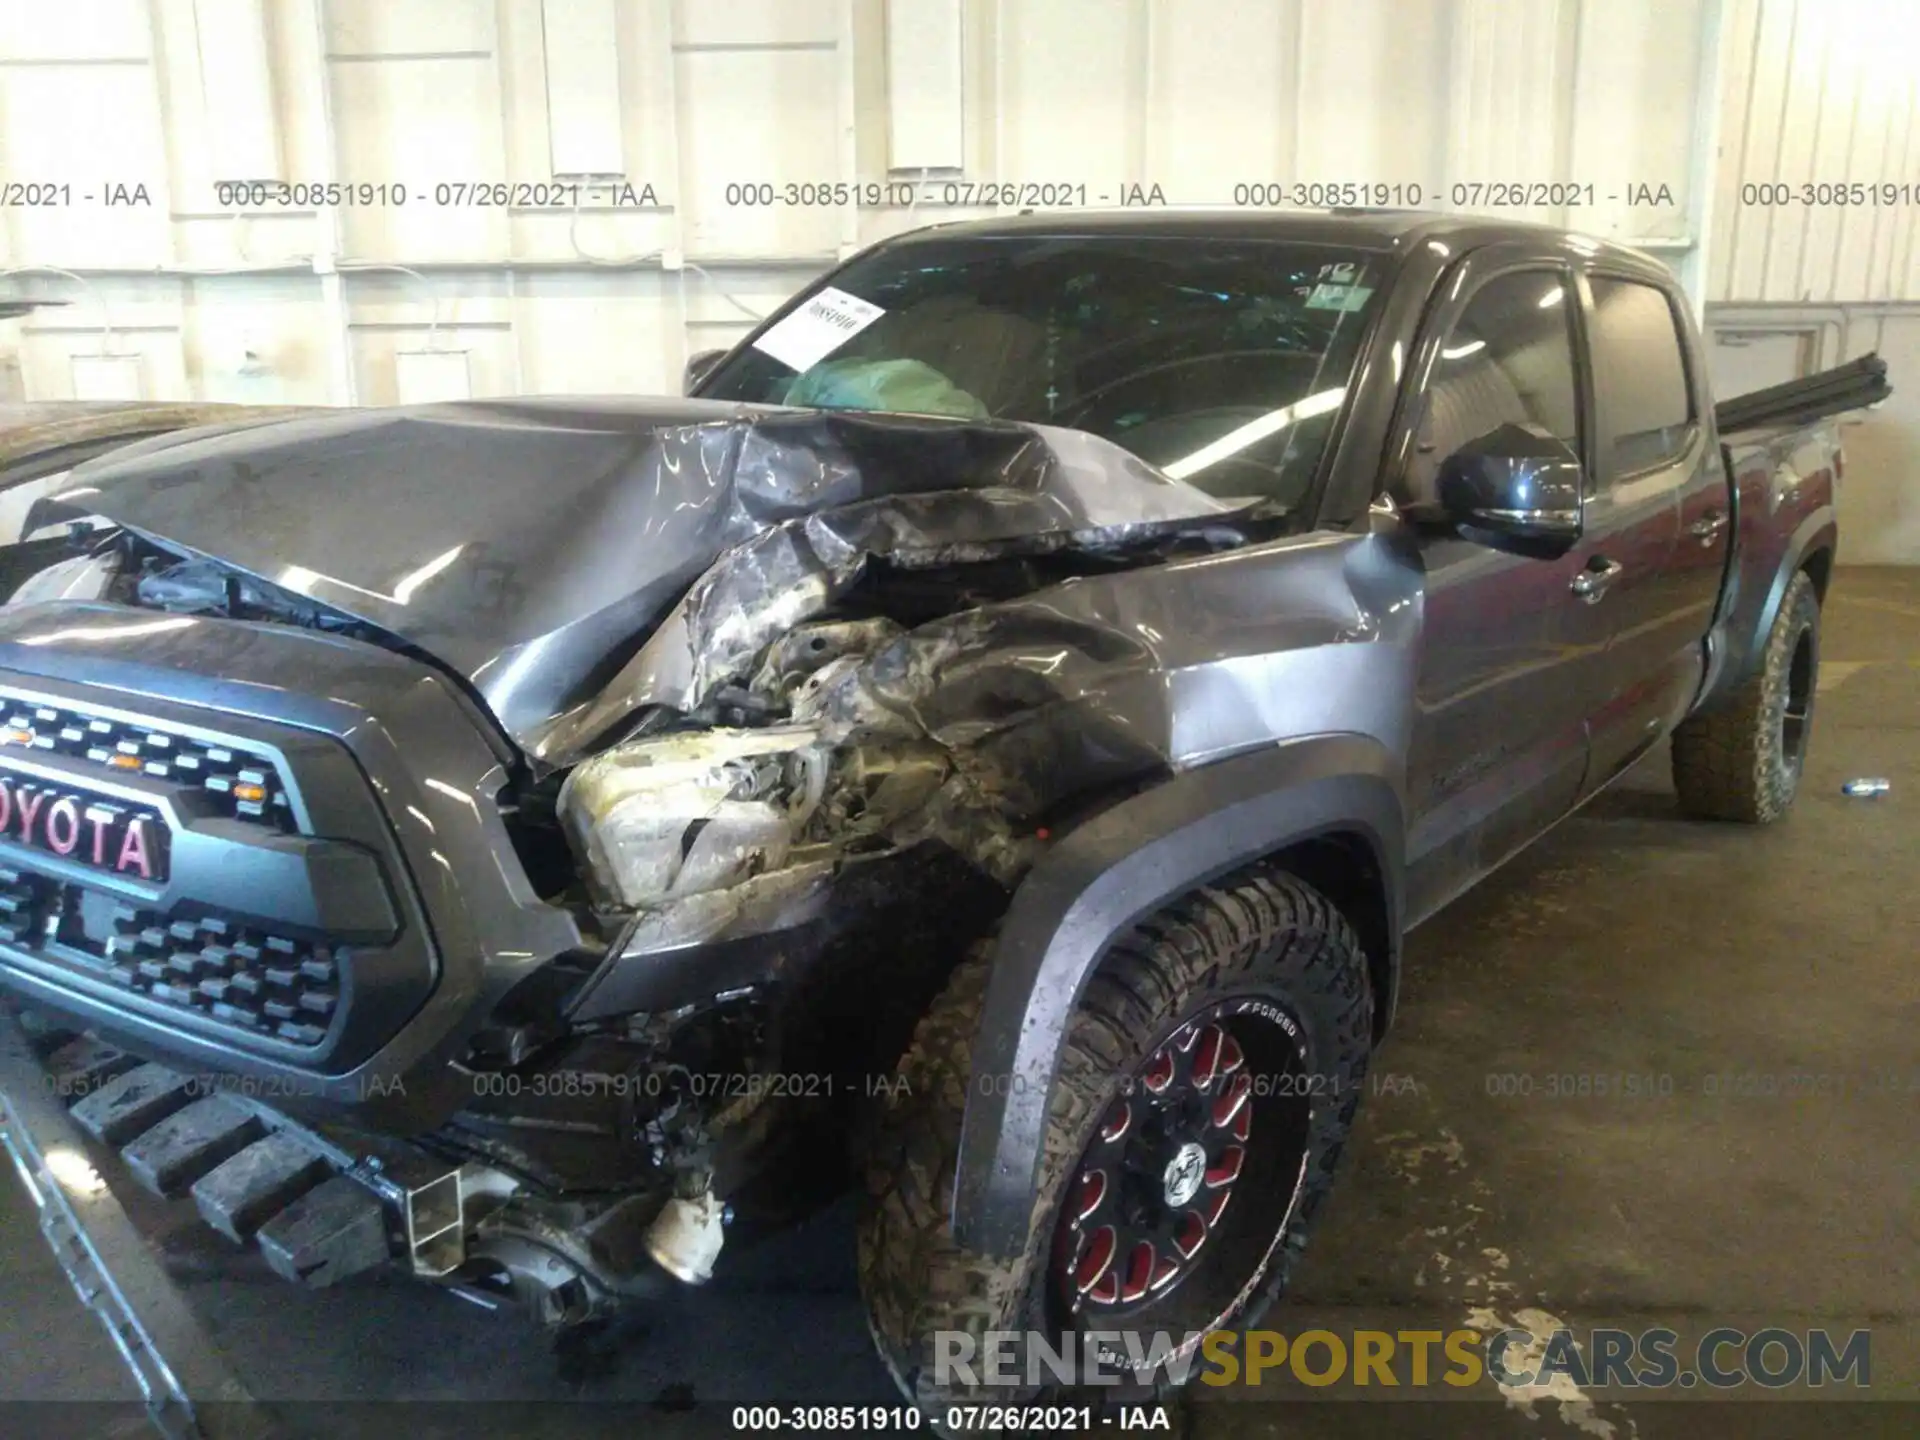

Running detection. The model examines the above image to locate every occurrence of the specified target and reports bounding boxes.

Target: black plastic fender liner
[950,733,1404,1259]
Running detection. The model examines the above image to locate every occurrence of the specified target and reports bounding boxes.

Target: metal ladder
[1,1089,201,1440]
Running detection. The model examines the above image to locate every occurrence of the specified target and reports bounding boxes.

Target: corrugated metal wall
[1705,0,1920,303]
[0,0,1724,406]
[1696,0,1920,564]
[0,0,1908,404]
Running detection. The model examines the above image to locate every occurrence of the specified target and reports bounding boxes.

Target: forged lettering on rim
[1226,996,1304,1042]
[0,772,168,882]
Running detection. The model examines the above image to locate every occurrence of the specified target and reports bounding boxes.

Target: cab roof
[890,207,1662,271]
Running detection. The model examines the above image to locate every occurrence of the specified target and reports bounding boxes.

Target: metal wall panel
[0,0,1911,412]
[1708,0,1920,303]
[885,0,966,171]
[1146,0,1291,203]
[542,0,627,177]
[190,0,287,184]
[0,0,150,60]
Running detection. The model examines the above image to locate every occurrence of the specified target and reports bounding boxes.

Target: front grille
[0,864,342,1048]
[0,695,295,832]
[0,632,474,1087]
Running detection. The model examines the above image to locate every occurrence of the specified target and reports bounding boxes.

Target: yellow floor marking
[1818,662,1870,693]
[1840,596,1920,622]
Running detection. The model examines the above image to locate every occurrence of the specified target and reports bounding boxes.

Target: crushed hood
[55,398,1243,760]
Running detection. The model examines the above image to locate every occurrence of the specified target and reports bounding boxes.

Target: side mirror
[683,348,727,396]
[1436,422,1584,559]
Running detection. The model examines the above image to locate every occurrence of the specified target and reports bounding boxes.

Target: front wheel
[1672,568,1820,823]
[856,866,1373,1417]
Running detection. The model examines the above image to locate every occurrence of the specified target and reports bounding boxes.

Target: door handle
[1688,510,1730,546]
[1571,557,1624,603]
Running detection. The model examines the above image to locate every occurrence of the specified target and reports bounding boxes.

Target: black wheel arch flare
[951,733,1404,1259]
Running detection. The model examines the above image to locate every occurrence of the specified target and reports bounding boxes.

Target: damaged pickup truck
[0,212,1885,1413]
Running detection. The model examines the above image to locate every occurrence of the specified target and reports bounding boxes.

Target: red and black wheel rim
[1047,998,1315,1334]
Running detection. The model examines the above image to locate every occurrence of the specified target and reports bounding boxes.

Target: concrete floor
[4,567,1917,1438]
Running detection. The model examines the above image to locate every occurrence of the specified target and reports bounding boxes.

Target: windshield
[698,235,1383,509]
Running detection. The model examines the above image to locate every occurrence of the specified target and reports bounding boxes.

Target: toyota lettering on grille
[0,773,169,882]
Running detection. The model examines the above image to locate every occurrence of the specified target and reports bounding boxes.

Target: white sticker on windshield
[751,286,885,372]
[1305,282,1373,312]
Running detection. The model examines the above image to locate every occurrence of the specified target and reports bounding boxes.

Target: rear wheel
[1672,568,1820,822]
[857,866,1372,1418]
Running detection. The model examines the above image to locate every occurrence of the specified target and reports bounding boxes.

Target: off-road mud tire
[1672,568,1821,822]
[857,865,1373,1422]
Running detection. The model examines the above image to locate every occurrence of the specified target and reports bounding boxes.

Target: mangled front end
[538,418,1262,997]
[0,401,1415,1321]
[447,419,1289,1310]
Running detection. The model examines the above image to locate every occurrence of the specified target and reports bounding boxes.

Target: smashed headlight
[559,726,829,908]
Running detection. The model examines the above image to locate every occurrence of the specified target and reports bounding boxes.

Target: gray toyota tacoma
[0,211,1886,1414]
